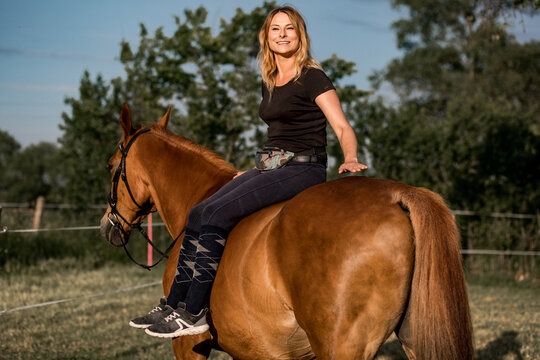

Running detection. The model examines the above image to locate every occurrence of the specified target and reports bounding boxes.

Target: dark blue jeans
[188,162,327,232]
[169,162,327,313]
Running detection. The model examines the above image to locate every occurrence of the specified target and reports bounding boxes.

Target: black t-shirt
[259,67,335,153]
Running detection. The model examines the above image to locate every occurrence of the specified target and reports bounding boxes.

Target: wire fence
[0,205,538,256]
[1,224,539,256]
[0,281,161,316]
[0,223,165,234]
[0,203,537,315]
[2,201,537,218]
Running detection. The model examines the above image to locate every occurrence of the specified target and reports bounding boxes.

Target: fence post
[32,196,45,230]
[147,213,153,266]
[0,205,6,233]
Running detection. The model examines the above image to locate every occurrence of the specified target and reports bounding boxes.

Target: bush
[0,206,174,270]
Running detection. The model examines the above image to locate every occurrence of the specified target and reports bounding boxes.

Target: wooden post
[32,196,45,230]
[147,213,153,266]
[0,205,5,233]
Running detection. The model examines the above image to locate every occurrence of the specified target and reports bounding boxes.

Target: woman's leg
[145,164,326,337]
[165,227,199,307]
[184,163,326,314]
[166,169,260,307]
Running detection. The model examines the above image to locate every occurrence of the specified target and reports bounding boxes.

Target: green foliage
[5,2,537,259]
[0,129,61,203]
[0,207,172,269]
[4,142,61,203]
[443,95,539,212]
[56,1,364,207]
[364,0,540,214]
[58,71,124,205]
[117,3,276,166]
[0,130,21,200]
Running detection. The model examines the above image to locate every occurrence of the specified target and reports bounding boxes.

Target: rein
[106,128,184,270]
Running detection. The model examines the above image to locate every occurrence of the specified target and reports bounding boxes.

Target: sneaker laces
[149,298,168,314]
[164,311,181,323]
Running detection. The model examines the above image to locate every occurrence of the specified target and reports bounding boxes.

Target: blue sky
[1,0,538,147]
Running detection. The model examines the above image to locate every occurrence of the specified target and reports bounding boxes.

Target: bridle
[106,128,184,270]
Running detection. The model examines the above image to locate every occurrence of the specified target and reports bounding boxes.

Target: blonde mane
[149,124,237,175]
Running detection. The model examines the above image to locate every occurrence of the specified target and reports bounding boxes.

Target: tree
[58,71,124,205]
[117,3,276,166]
[2,142,61,203]
[363,0,540,213]
[0,130,21,201]
[60,2,365,204]
[118,2,367,169]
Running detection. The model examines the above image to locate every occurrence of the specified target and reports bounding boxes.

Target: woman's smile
[268,12,299,56]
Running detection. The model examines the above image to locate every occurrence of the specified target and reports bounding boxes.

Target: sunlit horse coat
[101,105,473,360]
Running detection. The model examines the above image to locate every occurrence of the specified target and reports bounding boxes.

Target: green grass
[0,259,174,360]
[467,278,540,360]
[1,259,538,359]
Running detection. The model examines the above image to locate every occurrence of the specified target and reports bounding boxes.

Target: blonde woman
[130,5,367,338]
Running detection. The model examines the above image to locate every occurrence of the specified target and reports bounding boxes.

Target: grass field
[1,259,538,359]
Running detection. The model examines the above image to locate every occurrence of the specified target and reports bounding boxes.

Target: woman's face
[267,12,299,57]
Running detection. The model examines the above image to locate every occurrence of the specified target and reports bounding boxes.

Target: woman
[130,5,367,338]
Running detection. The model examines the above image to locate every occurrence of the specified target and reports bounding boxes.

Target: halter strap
[122,226,185,271]
[106,128,181,271]
[109,128,151,211]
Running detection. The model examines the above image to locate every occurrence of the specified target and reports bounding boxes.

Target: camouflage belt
[255,147,295,172]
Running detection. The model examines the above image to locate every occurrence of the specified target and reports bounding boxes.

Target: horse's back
[212,177,415,359]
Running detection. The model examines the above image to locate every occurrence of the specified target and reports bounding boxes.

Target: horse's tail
[394,186,473,360]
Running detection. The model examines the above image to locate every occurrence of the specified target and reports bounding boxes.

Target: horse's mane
[149,124,237,174]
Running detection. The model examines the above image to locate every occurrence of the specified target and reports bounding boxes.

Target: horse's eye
[107,163,113,171]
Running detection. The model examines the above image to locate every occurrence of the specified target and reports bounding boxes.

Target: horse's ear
[157,106,172,129]
[119,103,135,137]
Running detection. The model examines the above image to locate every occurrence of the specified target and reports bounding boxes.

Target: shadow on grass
[376,331,523,360]
[376,340,407,359]
[476,331,523,360]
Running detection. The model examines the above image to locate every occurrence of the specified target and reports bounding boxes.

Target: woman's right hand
[338,160,368,174]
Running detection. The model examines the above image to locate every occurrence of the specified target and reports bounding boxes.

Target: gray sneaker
[144,305,209,338]
[129,297,174,329]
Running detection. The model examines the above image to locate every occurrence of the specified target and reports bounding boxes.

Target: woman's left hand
[338,160,368,174]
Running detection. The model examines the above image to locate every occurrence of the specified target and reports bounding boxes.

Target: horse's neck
[141,135,235,237]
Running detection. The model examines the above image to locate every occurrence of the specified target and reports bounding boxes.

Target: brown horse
[100,105,473,360]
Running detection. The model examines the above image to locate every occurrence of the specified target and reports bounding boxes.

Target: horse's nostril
[100,215,112,238]
[109,226,125,247]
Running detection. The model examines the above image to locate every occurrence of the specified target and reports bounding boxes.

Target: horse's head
[100,104,171,247]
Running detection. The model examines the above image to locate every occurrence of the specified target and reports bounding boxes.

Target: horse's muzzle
[100,213,130,247]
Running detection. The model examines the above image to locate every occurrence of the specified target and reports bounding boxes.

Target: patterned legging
[168,162,326,314]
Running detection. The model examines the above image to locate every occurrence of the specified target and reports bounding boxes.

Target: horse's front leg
[172,332,212,360]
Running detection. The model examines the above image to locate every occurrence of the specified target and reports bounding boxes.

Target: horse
[100,104,473,360]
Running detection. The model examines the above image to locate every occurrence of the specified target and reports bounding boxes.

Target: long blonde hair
[257,6,321,93]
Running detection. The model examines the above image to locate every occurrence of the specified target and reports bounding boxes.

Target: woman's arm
[315,90,368,174]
